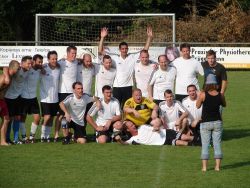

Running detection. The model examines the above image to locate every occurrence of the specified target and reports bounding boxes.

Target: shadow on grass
[223,129,250,141]
[222,161,250,170]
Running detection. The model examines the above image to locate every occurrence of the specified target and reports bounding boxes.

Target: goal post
[35,13,176,46]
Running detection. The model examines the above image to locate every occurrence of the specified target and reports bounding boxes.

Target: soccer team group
[0,26,227,170]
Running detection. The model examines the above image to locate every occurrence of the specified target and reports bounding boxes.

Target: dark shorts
[95,122,115,139]
[189,122,201,137]
[4,96,22,116]
[153,99,165,106]
[84,102,93,125]
[40,102,59,116]
[0,99,9,117]
[68,121,87,139]
[113,86,132,108]
[58,93,72,115]
[164,129,182,146]
[96,130,110,138]
[21,97,40,115]
[175,94,188,102]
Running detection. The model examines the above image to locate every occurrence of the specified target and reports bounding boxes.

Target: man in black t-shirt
[201,50,227,96]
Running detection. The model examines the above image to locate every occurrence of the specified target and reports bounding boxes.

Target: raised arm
[98,27,108,55]
[143,26,153,50]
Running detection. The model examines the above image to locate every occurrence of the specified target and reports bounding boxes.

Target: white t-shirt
[40,63,60,103]
[182,96,202,124]
[148,66,176,100]
[21,68,40,99]
[107,52,140,87]
[5,68,29,99]
[126,125,166,145]
[77,64,96,95]
[134,61,155,97]
[94,64,116,98]
[58,59,78,93]
[172,57,204,95]
[63,93,94,126]
[159,100,187,130]
[88,97,121,126]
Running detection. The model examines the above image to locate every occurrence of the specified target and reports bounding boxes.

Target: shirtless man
[0,60,20,145]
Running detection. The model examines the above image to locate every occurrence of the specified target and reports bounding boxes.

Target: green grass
[1,71,250,188]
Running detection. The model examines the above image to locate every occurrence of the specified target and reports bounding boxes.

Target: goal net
[35,14,175,46]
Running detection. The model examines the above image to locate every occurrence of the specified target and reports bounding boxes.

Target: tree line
[0,0,250,42]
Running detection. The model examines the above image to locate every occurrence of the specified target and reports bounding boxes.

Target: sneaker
[62,138,70,145]
[6,140,14,145]
[54,137,59,143]
[22,137,30,144]
[71,134,75,142]
[30,138,35,144]
[29,135,35,143]
[13,140,23,145]
[41,137,45,143]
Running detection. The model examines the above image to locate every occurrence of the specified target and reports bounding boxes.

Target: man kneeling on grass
[115,118,200,146]
[59,81,100,144]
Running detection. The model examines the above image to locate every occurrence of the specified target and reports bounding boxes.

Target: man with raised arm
[98,26,153,107]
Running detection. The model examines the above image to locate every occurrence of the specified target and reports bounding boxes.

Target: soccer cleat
[62,138,70,145]
[54,137,59,143]
[29,135,35,144]
[13,140,23,145]
[47,138,51,143]
[41,137,45,143]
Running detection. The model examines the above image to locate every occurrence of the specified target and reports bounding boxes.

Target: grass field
[1,71,250,188]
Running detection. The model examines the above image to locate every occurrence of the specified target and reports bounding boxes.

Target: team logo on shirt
[135,104,148,110]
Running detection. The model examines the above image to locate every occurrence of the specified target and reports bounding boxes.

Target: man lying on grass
[115,118,201,146]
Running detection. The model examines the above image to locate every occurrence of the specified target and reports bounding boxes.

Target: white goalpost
[35,13,176,46]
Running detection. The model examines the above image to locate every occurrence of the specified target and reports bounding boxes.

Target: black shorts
[164,129,182,146]
[96,130,110,138]
[68,121,87,139]
[40,102,59,116]
[84,102,93,125]
[113,86,132,108]
[190,122,200,135]
[4,96,22,116]
[153,99,165,106]
[58,93,72,115]
[20,97,40,115]
[175,94,188,102]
